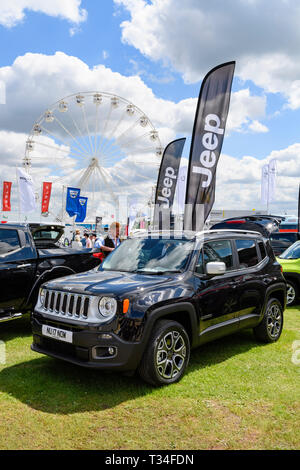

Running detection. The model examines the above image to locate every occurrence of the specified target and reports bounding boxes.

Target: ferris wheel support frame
[23,91,164,224]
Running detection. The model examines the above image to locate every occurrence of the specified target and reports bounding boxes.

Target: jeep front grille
[43,289,90,319]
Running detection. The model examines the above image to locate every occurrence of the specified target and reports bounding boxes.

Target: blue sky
[0,0,300,218]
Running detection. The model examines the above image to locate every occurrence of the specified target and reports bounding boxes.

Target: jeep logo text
[157,166,177,208]
[192,113,224,188]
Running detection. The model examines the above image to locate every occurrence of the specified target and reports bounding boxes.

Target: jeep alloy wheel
[266,302,282,339]
[156,330,187,380]
[138,320,190,386]
[253,298,283,343]
[286,282,297,306]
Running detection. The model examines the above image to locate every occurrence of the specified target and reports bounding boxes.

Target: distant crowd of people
[71,222,121,258]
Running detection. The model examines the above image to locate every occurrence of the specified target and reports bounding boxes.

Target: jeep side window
[0,229,21,255]
[235,239,259,268]
[202,240,234,271]
[195,248,215,274]
[258,241,267,260]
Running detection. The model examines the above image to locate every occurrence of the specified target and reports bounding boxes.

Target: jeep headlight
[40,288,46,306]
[98,297,117,318]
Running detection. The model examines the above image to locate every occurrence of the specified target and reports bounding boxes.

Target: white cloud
[114,0,300,109]
[0,0,87,28]
[248,120,268,133]
[227,89,266,134]
[0,51,295,220]
[0,80,5,104]
[214,143,300,212]
[0,52,266,138]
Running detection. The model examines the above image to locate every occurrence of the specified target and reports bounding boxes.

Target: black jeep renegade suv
[31,229,286,386]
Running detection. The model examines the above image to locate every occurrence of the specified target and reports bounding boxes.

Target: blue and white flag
[75,197,88,223]
[66,187,80,217]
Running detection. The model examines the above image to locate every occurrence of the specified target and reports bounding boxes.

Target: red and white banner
[2,181,12,211]
[41,182,52,213]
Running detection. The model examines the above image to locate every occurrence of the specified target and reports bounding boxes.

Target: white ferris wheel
[23,91,163,222]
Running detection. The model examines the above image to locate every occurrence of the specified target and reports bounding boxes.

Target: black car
[210,215,282,237]
[0,224,101,323]
[269,232,300,256]
[31,229,286,386]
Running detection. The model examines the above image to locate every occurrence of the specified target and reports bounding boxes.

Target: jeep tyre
[138,320,190,386]
[253,298,283,343]
[286,280,298,306]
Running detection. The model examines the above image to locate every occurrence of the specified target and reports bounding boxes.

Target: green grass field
[0,307,299,450]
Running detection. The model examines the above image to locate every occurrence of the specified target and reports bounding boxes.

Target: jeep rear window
[258,241,267,260]
[0,229,21,255]
[235,239,259,267]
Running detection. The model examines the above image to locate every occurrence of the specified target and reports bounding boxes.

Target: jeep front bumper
[31,313,143,372]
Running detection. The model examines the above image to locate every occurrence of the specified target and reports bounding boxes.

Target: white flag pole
[261,164,269,211]
[267,164,270,215]
[62,185,65,226]
[16,166,20,223]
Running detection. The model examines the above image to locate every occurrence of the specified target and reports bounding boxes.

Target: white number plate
[42,325,73,343]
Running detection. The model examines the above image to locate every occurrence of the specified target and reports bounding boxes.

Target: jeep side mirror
[206,261,226,275]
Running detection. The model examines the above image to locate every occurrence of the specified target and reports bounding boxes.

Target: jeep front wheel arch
[138,319,190,386]
[253,298,283,343]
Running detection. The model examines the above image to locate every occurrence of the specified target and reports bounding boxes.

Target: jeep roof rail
[203,229,263,236]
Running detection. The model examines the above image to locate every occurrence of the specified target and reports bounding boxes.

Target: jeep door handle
[17,263,32,268]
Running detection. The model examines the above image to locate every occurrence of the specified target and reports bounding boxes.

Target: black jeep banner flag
[153,138,186,228]
[184,61,235,231]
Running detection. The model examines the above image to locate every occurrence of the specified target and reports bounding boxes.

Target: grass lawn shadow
[0,327,262,415]
[189,328,261,372]
[0,315,31,341]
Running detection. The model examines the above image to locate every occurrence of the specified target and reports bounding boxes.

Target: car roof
[201,229,264,240]
[130,229,264,241]
[216,215,282,222]
[0,223,28,229]
[0,223,65,229]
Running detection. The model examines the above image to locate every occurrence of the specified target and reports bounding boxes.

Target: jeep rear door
[233,238,266,329]
[194,238,240,344]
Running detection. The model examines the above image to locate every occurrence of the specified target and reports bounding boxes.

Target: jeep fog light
[40,288,46,306]
[98,297,117,318]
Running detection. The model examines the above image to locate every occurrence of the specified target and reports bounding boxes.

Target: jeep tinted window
[0,229,21,254]
[258,241,267,259]
[201,240,234,271]
[235,239,259,267]
[196,248,210,274]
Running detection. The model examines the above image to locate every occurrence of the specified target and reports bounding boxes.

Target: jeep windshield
[100,237,196,274]
[278,241,300,259]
